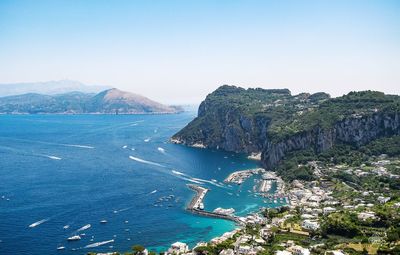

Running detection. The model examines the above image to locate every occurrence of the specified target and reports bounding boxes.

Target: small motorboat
[100,220,107,224]
[57,246,65,250]
[67,235,81,241]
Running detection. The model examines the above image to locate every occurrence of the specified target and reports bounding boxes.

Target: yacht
[67,235,81,241]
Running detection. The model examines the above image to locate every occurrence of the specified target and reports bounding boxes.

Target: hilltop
[172,85,400,172]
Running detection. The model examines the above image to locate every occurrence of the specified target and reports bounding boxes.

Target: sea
[0,112,284,255]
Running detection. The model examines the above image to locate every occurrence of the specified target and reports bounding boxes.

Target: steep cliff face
[172,85,400,169]
[262,112,400,168]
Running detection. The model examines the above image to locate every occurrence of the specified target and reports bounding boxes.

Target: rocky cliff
[172,85,400,169]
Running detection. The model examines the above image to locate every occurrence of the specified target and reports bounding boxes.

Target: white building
[238,245,251,254]
[290,245,310,255]
[302,220,320,231]
[357,211,376,221]
[276,251,292,255]
[325,251,346,255]
[323,207,336,215]
[377,196,390,204]
[260,227,272,239]
[219,249,234,255]
[167,242,189,255]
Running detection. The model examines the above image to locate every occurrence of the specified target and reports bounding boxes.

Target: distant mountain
[0,80,111,97]
[0,88,183,114]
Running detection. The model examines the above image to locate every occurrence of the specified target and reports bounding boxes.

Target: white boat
[100,220,107,224]
[57,246,65,250]
[67,235,81,241]
[198,203,204,210]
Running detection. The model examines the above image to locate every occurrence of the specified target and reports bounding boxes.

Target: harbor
[224,168,264,184]
[186,184,241,223]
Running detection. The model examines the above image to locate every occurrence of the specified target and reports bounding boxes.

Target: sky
[0,0,399,104]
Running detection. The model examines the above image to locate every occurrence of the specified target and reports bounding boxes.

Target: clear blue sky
[0,0,399,103]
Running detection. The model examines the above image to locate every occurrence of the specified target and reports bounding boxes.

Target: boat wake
[113,207,133,213]
[84,239,114,248]
[76,224,91,232]
[129,156,165,167]
[44,155,62,160]
[171,170,226,188]
[29,218,49,228]
[192,177,225,188]
[62,144,94,149]
[171,170,186,176]
[237,203,259,214]
[177,176,204,184]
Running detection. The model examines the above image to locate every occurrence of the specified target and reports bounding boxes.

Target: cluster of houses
[287,180,337,232]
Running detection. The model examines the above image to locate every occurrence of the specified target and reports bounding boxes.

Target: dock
[186,184,241,223]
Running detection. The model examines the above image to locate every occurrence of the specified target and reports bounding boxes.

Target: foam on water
[171,170,186,176]
[113,207,133,214]
[44,155,62,160]
[61,144,94,149]
[84,239,114,248]
[76,224,91,232]
[129,156,165,167]
[177,176,204,184]
[28,218,49,228]
[172,170,225,188]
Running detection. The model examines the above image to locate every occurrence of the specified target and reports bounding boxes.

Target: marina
[224,168,264,184]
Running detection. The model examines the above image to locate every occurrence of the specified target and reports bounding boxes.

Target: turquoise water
[0,113,283,254]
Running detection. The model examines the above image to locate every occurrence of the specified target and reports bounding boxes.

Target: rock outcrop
[262,112,400,168]
[172,85,400,169]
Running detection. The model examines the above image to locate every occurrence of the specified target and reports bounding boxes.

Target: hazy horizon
[1,0,399,104]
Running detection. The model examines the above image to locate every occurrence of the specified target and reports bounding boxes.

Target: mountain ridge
[0,88,183,114]
[0,80,111,97]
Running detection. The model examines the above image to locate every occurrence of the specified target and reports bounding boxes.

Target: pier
[187,184,208,210]
[186,184,241,223]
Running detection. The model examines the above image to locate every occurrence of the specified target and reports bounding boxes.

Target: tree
[132,245,145,255]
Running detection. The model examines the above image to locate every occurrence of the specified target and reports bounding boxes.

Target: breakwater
[186,184,241,223]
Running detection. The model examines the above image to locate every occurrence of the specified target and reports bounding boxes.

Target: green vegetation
[175,86,400,145]
[194,238,235,255]
[274,136,400,181]
[321,212,361,238]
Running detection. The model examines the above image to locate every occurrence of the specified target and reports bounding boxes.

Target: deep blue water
[0,113,282,255]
